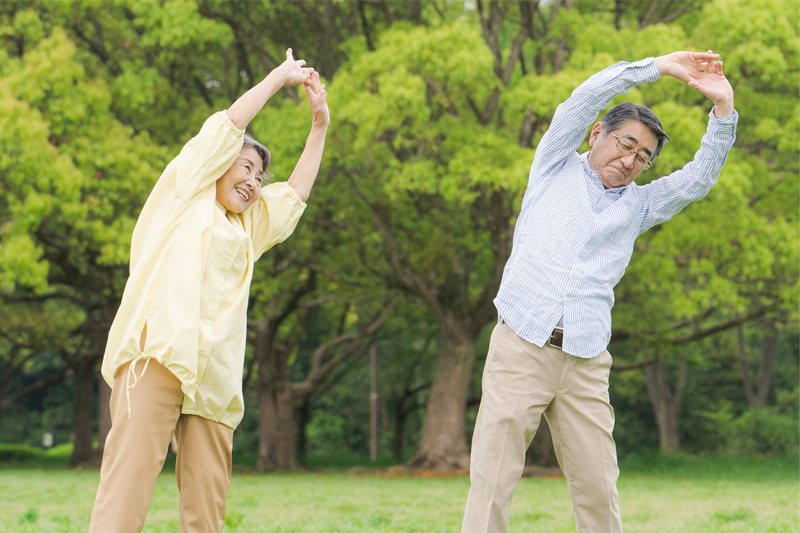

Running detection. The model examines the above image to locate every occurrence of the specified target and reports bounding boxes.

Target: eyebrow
[622,134,654,158]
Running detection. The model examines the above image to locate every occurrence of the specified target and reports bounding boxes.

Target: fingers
[286,48,293,61]
[314,71,323,93]
[303,72,328,105]
[303,72,321,97]
[304,71,318,92]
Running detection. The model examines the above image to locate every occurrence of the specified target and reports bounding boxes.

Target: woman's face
[215,146,264,213]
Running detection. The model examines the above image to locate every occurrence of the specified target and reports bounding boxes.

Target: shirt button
[574,270,579,275]
[583,249,588,253]
[565,297,570,302]
[597,224,602,229]
[205,319,212,325]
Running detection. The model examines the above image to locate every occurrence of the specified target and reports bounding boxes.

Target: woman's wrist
[266,68,286,90]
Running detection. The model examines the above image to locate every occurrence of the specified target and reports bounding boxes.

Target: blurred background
[0,0,797,473]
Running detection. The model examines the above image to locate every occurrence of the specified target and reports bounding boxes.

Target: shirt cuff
[221,109,246,135]
[267,181,307,210]
[631,57,661,85]
[708,107,739,134]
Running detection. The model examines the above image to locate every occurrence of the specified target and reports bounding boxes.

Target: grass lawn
[0,455,797,532]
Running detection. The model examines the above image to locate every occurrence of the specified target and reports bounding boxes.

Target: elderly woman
[89,49,329,532]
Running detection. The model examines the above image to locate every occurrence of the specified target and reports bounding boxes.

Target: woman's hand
[276,48,314,87]
[304,71,330,129]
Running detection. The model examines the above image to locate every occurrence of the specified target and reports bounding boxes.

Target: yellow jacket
[102,111,306,429]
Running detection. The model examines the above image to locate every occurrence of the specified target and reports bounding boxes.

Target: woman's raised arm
[287,71,329,202]
[226,48,314,131]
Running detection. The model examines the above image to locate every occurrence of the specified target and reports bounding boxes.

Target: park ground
[0,454,797,532]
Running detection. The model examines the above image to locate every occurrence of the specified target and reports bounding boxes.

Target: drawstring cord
[125,354,152,419]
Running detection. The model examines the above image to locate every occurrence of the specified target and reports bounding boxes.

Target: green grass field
[0,455,797,532]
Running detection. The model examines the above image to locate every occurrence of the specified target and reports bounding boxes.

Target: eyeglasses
[610,133,653,171]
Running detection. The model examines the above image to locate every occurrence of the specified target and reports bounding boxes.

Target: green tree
[0,11,167,464]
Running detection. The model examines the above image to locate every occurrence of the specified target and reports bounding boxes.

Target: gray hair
[243,134,273,183]
[600,101,670,163]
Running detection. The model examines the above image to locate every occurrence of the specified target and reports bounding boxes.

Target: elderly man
[462,51,737,533]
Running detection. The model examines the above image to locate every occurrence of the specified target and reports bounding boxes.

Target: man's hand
[655,50,734,118]
[304,71,330,130]
[275,48,314,87]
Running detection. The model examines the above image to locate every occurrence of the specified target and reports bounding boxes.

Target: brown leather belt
[546,326,564,350]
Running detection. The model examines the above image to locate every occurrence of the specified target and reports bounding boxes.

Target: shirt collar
[581,152,627,195]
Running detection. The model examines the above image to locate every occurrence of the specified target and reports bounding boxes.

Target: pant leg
[174,413,234,533]
[90,360,184,533]
[462,323,565,533]
[545,350,622,533]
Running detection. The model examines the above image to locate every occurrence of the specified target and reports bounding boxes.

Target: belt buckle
[547,326,564,350]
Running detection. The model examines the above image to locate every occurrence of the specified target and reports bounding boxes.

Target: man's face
[215,146,264,213]
[587,121,658,189]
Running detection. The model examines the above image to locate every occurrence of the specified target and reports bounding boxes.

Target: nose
[620,153,636,169]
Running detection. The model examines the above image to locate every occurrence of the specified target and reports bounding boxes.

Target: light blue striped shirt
[494,58,738,358]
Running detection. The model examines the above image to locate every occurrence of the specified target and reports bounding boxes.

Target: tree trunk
[392,403,407,460]
[526,415,558,467]
[257,367,298,470]
[256,367,278,471]
[92,377,112,467]
[643,359,687,453]
[755,318,778,407]
[256,320,279,471]
[70,358,96,467]
[409,325,476,471]
[274,382,297,469]
[296,398,311,463]
[739,318,779,408]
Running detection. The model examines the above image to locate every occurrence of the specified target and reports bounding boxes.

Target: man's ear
[588,122,605,148]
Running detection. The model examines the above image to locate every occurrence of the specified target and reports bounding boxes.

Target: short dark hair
[243,134,273,183]
[600,102,670,162]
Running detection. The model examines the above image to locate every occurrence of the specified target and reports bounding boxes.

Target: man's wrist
[713,99,734,118]
[654,55,670,77]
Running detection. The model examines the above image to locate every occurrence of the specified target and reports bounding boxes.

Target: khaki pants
[89,360,234,533]
[462,322,621,533]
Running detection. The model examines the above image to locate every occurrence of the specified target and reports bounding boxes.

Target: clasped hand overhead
[276,48,330,130]
[655,50,734,118]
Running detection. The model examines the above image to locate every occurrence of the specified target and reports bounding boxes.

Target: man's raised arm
[637,51,737,234]
[530,59,659,184]
[530,51,724,187]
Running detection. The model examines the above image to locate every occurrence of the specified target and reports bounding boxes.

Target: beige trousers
[462,322,621,533]
[89,360,234,533]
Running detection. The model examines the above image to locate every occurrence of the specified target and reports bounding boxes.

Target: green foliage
[0,0,797,466]
[0,443,44,462]
[699,399,800,456]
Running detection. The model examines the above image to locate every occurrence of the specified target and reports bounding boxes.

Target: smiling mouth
[235,187,250,202]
